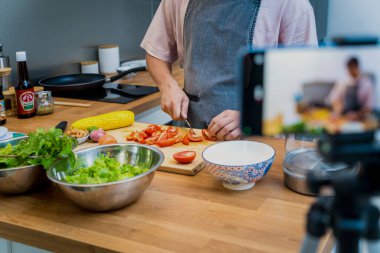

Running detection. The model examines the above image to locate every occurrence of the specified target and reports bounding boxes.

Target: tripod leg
[300,234,320,253]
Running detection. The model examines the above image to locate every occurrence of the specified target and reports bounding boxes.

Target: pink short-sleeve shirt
[141,0,318,65]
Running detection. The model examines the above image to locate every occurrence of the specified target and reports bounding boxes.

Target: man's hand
[160,84,189,120]
[145,53,189,121]
[207,110,241,141]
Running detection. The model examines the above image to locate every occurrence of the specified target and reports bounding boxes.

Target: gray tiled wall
[0,0,157,82]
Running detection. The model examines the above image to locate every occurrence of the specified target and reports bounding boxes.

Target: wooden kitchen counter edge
[0,135,332,253]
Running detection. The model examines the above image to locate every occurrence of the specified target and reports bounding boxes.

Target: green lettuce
[65,153,148,184]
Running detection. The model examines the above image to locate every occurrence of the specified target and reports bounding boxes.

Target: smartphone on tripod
[239,45,380,253]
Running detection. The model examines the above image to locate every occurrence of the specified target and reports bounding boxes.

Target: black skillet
[39,66,147,94]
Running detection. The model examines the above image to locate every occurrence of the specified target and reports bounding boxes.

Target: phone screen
[241,46,380,136]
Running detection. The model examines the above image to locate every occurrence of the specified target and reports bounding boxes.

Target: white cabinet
[11,242,51,253]
[0,238,10,253]
[135,106,172,125]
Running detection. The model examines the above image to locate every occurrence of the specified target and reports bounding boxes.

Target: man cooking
[141,0,318,140]
[329,57,375,121]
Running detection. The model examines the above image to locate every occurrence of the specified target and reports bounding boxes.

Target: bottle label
[0,99,5,117]
[16,89,35,114]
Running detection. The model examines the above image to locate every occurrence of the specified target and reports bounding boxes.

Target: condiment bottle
[15,51,35,119]
[0,89,6,125]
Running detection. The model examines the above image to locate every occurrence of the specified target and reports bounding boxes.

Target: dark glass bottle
[15,51,35,119]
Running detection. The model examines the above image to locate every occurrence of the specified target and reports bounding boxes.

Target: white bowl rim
[202,140,276,167]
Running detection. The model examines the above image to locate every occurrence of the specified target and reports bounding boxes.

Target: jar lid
[80,61,98,66]
[36,91,52,99]
[0,67,11,76]
[3,89,15,95]
[34,86,44,92]
[99,44,119,49]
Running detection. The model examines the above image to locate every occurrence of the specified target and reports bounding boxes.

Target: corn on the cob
[71,111,134,130]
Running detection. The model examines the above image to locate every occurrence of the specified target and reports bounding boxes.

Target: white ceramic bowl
[202,140,275,191]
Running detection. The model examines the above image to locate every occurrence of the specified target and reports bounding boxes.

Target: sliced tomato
[167,126,179,138]
[126,131,135,141]
[152,131,163,137]
[140,131,148,139]
[182,134,190,145]
[202,129,217,141]
[145,135,159,145]
[173,151,196,164]
[188,131,203,142]
[99,135,118,145]
[174,134,183,143]
[144,124,161,136]
[157,138,176,147]
[136,132,146,143]
[157,131,168,142]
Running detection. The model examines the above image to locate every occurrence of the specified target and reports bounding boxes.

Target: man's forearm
[146,53,177,91]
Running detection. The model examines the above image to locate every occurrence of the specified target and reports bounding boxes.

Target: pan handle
[106,66,147,83]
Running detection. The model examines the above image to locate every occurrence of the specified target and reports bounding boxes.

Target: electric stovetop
[55,83,159,104]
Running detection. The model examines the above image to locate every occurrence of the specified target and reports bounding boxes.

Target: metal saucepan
[39,66,146,93]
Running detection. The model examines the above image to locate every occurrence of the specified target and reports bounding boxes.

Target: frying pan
[39,66,147,93]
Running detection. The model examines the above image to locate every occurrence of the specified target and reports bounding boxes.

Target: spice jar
[0,67,12,91]
[3,89,17,117]
[35,91,54,115]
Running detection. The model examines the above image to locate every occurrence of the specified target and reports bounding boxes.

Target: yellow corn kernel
[71,111,134,130]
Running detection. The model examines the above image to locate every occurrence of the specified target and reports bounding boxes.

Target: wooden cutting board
[77,122,216,176]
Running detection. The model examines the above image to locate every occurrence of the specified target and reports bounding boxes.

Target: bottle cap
[16,51,27,62]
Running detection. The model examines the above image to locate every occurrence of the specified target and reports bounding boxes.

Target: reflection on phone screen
[242,46,380,136]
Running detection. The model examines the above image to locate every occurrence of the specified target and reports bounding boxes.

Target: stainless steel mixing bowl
[47,144,164,212]
[0,137,49,194]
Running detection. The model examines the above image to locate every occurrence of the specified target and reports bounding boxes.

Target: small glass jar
[35,91,54,115]
[0,67,12,91]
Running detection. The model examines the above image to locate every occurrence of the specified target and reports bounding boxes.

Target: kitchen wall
[0,0,159,82]
[327,0,380,37]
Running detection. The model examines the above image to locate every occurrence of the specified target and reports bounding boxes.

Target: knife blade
[184,119,194,133]
[55,121,68,132]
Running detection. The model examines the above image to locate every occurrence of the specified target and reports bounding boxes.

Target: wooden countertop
[0,67,333,253]
[0,137,331,253]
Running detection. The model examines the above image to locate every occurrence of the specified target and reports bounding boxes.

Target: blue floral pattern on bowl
[206,159,274,185]
[202,141,275,187]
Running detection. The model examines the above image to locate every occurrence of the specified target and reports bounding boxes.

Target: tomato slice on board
[144,124,161,136]
[202,129,217,141]
[126,131,135,141]
[174,134,183,143]
[141,131,148,139]
[99,135,118,145]
[152,131,163,137]
[167,126,179,138]
[182,134,190,145]
[145,135,159,145]
[157,138,176,147]
[157,131,168,142]
[136,132,146,143]
[173,151,196,164]
[188,131,203,142]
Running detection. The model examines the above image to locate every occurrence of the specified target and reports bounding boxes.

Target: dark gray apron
[184,0,261,128]
[343,84,361,114]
